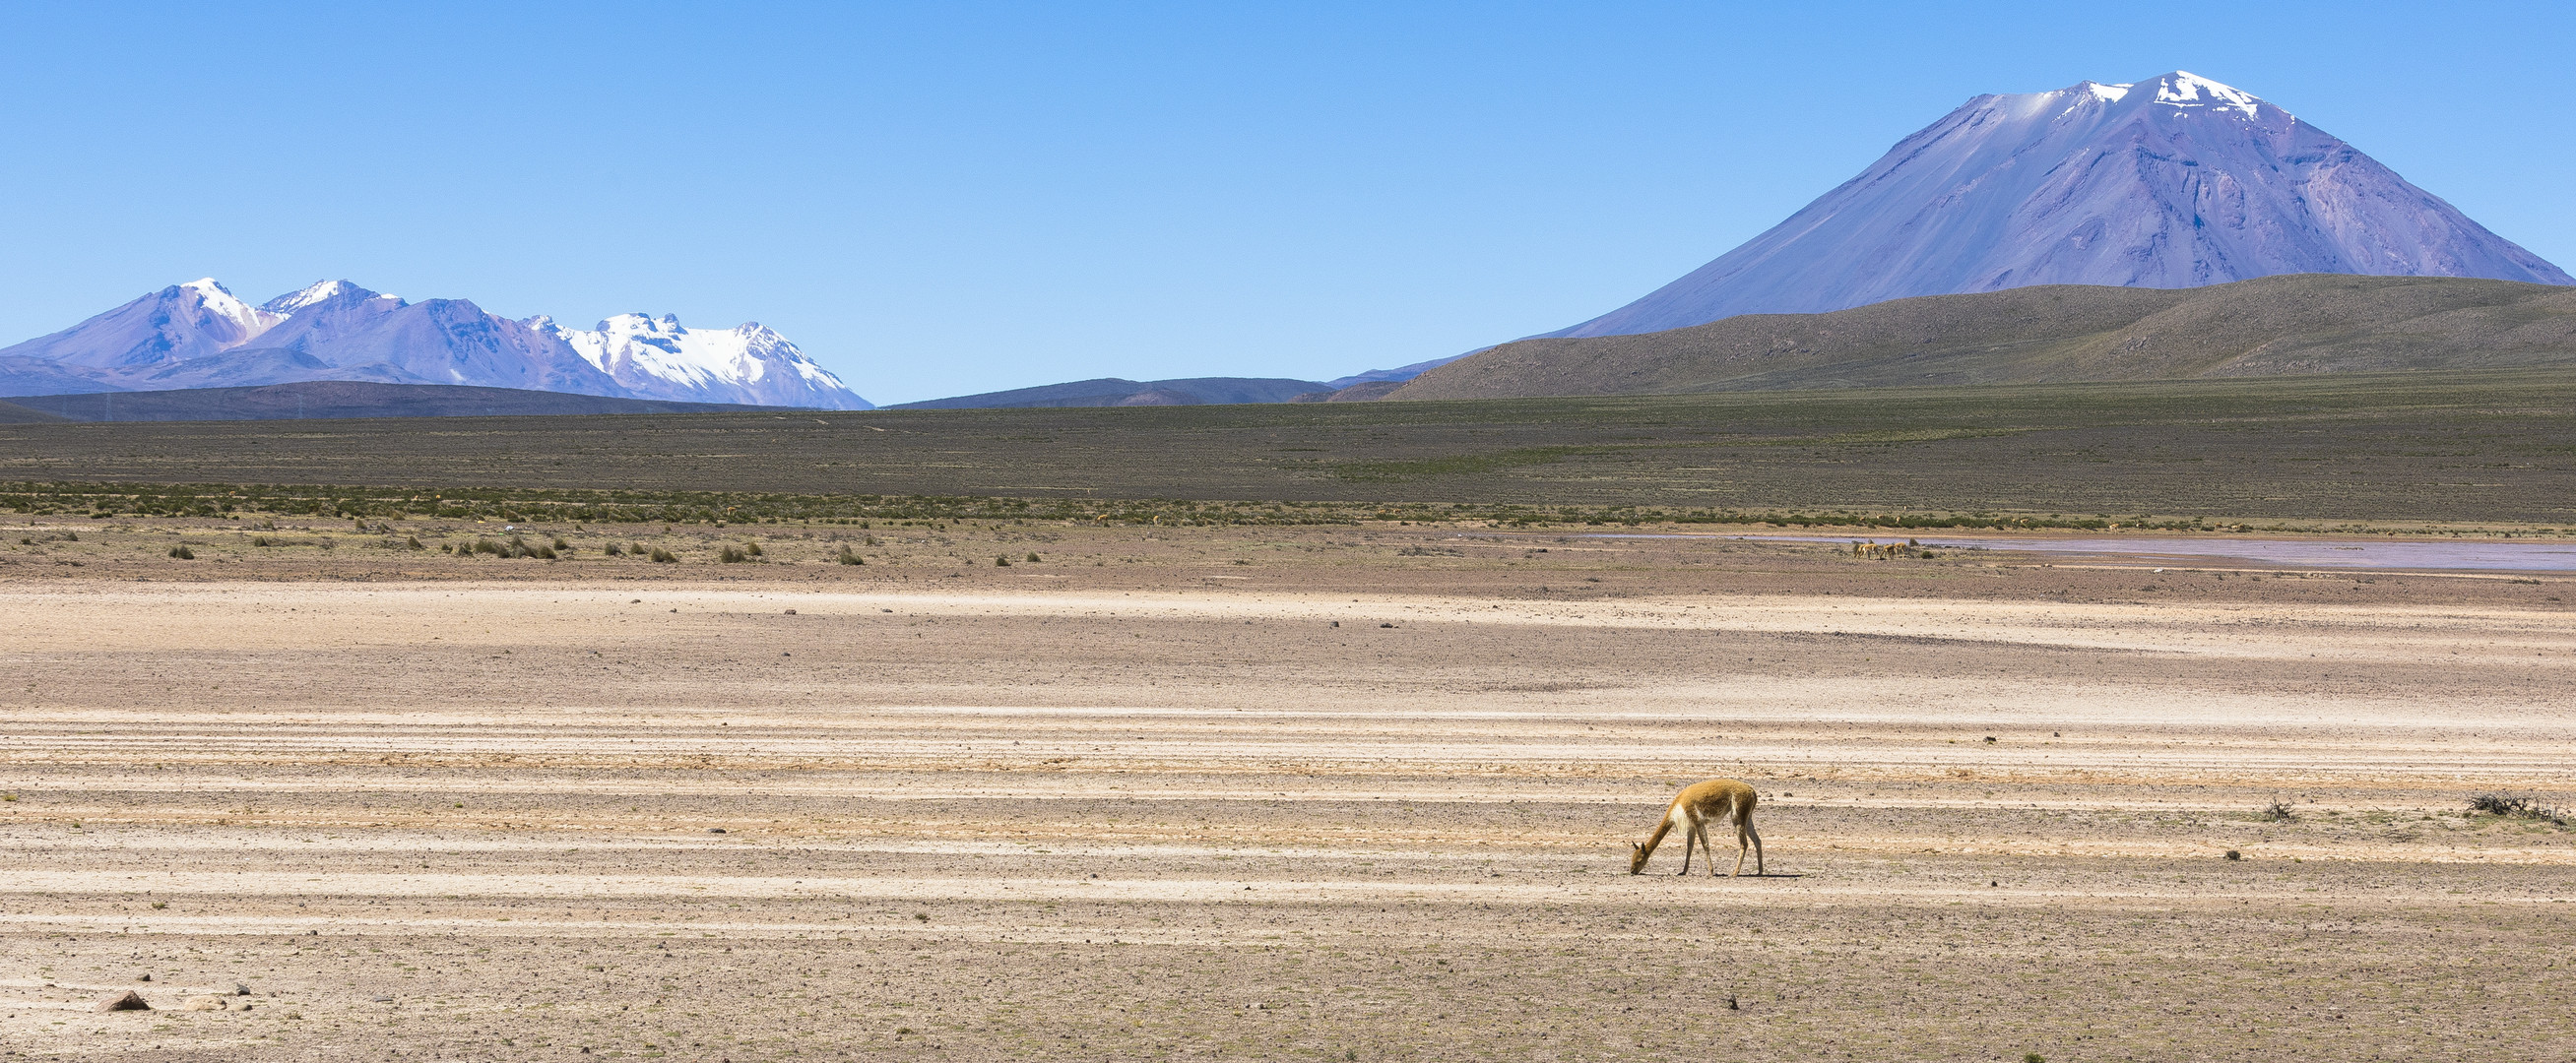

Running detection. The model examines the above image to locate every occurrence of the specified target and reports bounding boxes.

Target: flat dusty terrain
[2,518,2572,1061]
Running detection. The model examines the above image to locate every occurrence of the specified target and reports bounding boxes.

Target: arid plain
[3,518,2573,1061]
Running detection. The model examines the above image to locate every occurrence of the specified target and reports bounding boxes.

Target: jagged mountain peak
[172,278,286,335]
[261,280,393,315]
[1544,72,2569,339]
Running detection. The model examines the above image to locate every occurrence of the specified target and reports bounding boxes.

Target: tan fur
[1628,779,1764,877]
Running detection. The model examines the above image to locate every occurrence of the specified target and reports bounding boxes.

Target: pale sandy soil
[1,519,2572,1061]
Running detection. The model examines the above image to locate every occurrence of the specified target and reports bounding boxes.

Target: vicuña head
[1628,778,1764,877]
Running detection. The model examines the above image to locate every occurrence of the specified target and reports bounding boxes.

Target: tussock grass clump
[836,546,864,566]
[743,540,763,556]
[551,535,571,550]
[405,535,425,550]
[167,544,195,559]
[604,542,623,556]
[2470,794,2568,825]
[1025,552,1040,562]
[995,555,1011,566]
[466,535,557,559]
[250,534,276,547]
[719,544,749,563]
[649,547,678,563]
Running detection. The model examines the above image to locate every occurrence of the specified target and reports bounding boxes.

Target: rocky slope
[1389,274,2576,399]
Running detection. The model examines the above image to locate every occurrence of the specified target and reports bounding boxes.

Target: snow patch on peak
[2083,81,2133,103]
[261,280,389,315]
[179,278,286,336]
[2150,71,2263,116]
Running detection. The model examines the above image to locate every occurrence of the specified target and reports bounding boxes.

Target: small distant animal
[1851,539,1923,559]
[1629,779,1764,877]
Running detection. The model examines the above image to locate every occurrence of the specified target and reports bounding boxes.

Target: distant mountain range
[1384,275,2576,400]
[0,279,870,408]
[1544,71,2569,340]
[0,379,782,423]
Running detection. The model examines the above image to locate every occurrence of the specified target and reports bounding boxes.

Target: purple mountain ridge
[1549,72,2571,339]
[0,279,871,408]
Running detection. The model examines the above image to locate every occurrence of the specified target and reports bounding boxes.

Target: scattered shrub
[1026,552,1040,563]
[995,555,1011,567]
[167,545,195,559]
[649,547,678,563]
[2223,849,2242,861]
[2261,799,2295,822]
[836,546,865,566]
[605,542,624,556]
[719,545,749,563]
[2470,794,2568,825]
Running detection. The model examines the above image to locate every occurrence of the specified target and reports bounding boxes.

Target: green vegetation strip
[9,479,2562,536]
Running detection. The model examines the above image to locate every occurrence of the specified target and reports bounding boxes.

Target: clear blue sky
[1,2,2567,404]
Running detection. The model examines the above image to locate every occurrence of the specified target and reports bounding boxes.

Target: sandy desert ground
[2,518,2572,1061]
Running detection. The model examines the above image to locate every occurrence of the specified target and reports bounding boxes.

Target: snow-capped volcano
[1549,71,2572,338]
[0,281,871,408]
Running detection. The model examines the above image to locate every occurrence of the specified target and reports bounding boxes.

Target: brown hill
[1385,275,2576,400]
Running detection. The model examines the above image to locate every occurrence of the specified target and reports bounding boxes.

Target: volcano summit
[1548,72,2570,339]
